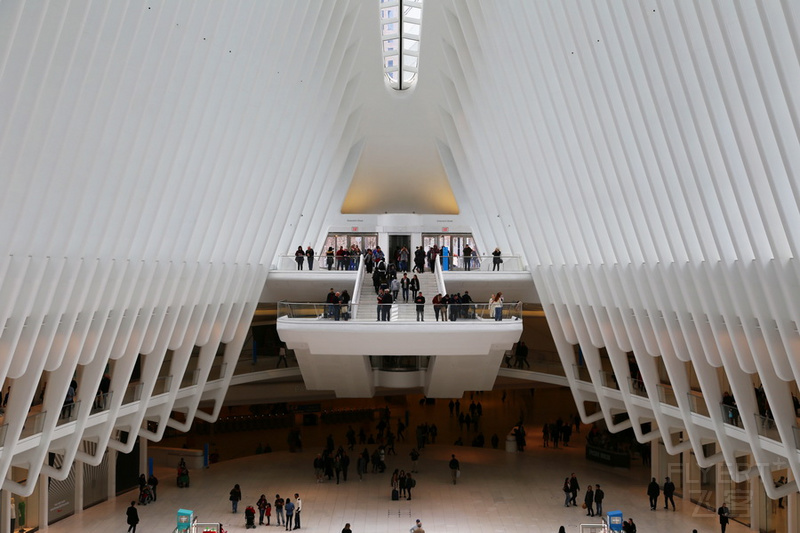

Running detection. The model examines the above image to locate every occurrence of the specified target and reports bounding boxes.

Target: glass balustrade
[0,423,7,448]
[687,391,710,417]
[19,411,46,439]
[438,254,524,271]
[600,371,620,390]
[91,392,113,415]
[57,400,81,425]
[572,364,592,382]
[122,383,143,405]
[274,254,361,271]
[657,384,679,407]
[277,302,522,321]
[720,403,743,428]
[754,414,781,442]
[628,377,647,397]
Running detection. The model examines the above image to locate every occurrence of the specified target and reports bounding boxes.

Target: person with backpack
[405,473,416,500]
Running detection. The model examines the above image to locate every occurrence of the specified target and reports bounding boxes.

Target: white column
[138,436,148,479]
[38,472,49,530]
[1,488,9,533]
[74,460,83,515]
[107,449,117,502]
[650,440,661,480]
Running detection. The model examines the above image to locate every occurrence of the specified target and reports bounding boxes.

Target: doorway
[388,235,411,267]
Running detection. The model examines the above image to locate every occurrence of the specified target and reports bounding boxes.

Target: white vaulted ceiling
[2,0,800,497]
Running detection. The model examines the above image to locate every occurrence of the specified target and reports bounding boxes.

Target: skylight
[380,0,422,90]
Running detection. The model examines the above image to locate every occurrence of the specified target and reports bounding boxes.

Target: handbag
[582,503,587,509]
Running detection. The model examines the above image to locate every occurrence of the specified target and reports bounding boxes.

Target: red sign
[442,227,449,232]
[351,227,358,232]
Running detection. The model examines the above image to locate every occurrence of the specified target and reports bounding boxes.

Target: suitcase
[392,489,399,501]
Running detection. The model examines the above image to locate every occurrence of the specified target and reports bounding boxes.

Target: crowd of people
[229,485,304,531]
[290,243,510,273]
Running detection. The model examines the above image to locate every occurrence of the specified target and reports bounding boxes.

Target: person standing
[147,473,159,502]
[462,243,472,271]
[229,484,242,513]
[326,247,335,270]
[284,497,294,531]
[274,494,285,527]
[294,493,302,530]
[594,484,604,516]
[294,246,305,270]
[492,247,502,271]
[305,246,314,270]
[569,473,580,507]
[584,484,595,516]
[663,477,675,511]
[647,478,660,510]
[400,273,411,302]
[126,500,140,533]
[257,494,268,525]
[718,502,730,533]
[342,523,352,533]
[449,454,460,485]
[414,292,425,321]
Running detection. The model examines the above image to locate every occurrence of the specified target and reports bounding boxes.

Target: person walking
[405,473,416,500]
[449,454,460,485]
[663,477,675,511]
[126,501,140,533]
[414,292,425,321]
[294,493,302,530]
[718,502,730,533]
[647,478,660,510]
[584,485,595,516]
[274,494,285,527]
[562,477,571,507]
[594,484,605,516]
[569,473,580,506]
[229,484,242,513]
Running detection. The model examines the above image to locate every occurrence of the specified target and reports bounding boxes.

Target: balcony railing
[91,392,113,415]
[57,400,81,425]
[720,403,743,429]
[277,302,523,321]
[628,377,648,398]
[600,370,620,390]
[657,384,679,407]
[687,391,710,417]
[273,254,361,271]
[438,254,524,272]
[0,423,7,448]
[754,414,781,442]
[573,364,592,383]
[20,411,46,439]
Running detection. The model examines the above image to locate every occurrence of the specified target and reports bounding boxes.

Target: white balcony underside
[277,317,522,398]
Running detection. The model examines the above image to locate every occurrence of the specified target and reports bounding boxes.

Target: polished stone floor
[44,389,752,533]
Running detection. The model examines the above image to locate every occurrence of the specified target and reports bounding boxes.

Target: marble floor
[44,389,753,533]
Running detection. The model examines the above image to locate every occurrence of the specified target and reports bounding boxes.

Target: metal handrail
[350,253,367,319]
[438,254,525,271]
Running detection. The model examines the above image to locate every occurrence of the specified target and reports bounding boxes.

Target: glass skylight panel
[380,0,422,90]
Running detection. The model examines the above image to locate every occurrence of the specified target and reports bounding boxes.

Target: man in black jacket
[663,476,676,511]
[647,478,660,510]
[414,292,425,321]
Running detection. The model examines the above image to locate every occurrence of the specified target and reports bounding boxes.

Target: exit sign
[442,227,449,232]
[351,227,358,232]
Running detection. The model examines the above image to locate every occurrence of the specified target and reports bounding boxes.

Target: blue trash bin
[607,510,623,532]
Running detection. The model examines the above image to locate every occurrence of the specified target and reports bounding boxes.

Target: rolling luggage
[392,489,399,501]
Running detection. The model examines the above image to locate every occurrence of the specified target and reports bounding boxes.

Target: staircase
[353,272,439,321]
